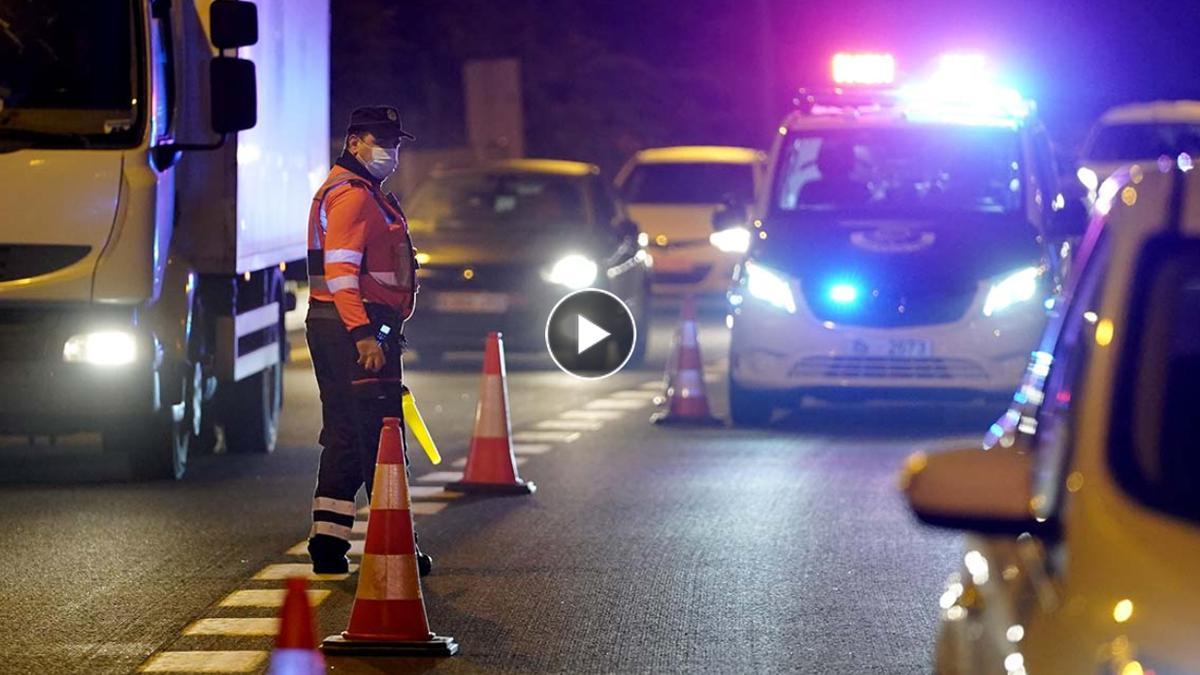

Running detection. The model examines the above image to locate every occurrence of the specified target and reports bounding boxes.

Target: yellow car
[901,162,1200,674]
[616,146,767,295]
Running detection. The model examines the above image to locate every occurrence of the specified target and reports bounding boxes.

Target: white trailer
[0,0,330,478]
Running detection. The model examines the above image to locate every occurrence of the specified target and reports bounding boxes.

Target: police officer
[305,106,430,575]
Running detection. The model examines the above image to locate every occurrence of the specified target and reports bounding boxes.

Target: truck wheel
[223,360,283,454]
[729,378,775,427]
[105,370,189,480]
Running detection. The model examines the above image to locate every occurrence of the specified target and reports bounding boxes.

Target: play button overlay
[546,289,637,379]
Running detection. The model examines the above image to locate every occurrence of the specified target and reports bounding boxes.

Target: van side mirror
[1047,197,1089,239]
[900,446,1052,536]
[210,57,257,134]
[210,0,259,49]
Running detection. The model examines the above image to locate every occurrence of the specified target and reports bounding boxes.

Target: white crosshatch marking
[218,589,330,608]
[514,443,554,455]
[183,618,279,637]
[535,419,604,431]
[560,409,625,420]
[512,430,581,443]
[139,651,267,673]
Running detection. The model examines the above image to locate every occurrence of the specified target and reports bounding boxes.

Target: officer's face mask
[357,138,399,180]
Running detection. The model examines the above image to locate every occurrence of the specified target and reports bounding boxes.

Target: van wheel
[105,367,189,480]
[729,378,775,427]
[223,361,283,454]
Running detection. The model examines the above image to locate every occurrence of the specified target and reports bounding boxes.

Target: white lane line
[560,409,625,420]
[139,651,267,673]
[585,398,650,410]
[183,618,279,637]
[410,485,459,500]
[610,390,657,400]
[417,470,464,483]
[514,443,554,455]
[640,380,663,390]
[513,430,581,443]
[704,372,721,383]
[451,457,466,468]
[253,563,355,581]
[352,520,368,534]
[535,419,603,431]
[218,589,331,608]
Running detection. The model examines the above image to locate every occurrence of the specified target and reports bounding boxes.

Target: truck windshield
[406,173,589,232]
[0,0,141,148]
[772,126,1022,216]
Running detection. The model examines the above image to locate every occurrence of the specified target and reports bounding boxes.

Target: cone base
[445,479,536,495]
[321,633,459,657]
[650,410,723,426]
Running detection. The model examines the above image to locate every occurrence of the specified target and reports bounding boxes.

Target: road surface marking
[535,419,604,431]
[218,589,330,608]
[183,618,279,637]
[640,380,663,390]
[451,457,466,468]
[139,651,267,673]
[514,443,554,455]
[253,563,355,581]
[585,398,650,410]
[512,430,581,443]
[409,485,459,500]
[352,520,368,534]
[610,390,657,400]
[289,344,311,363]
[416,470,464,483]
[560,409,625,420]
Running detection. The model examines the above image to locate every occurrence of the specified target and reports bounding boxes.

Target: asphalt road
[0,310,1002,674]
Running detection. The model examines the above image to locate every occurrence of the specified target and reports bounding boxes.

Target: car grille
[802,282,976,328]
[0,245,90,283]
[790,356,989,381]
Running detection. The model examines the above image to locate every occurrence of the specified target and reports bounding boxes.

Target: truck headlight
[547,254,598,290]
[983,267,1042,317]
[63,330,139,366]
[744,261,796,314]
[709,227,751,253]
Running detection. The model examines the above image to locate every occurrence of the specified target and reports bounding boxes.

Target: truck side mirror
[211,57,257,134]
[211,0,259,49]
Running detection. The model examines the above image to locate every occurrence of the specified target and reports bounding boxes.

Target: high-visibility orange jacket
[307,156,417,341]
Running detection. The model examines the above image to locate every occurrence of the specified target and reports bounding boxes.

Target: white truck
[0,0,330,479]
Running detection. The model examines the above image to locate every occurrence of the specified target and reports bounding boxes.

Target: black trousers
[306,303,405,547]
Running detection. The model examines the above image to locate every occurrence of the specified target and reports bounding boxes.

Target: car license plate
[433,292,509,313]
[848,338,933,358]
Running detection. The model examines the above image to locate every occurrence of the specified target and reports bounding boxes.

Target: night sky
[332,0,1200,173]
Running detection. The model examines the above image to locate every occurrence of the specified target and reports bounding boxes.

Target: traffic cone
[445,332,536,495]
[651,298,722,426]
[321,417,458,656]
[267,577,326,675]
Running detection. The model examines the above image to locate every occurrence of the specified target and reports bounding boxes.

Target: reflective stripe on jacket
[307,165,417,340]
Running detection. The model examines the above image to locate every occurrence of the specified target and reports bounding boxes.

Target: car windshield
[772,126,1022,216]
[405,172,589,231]
[0,0,140,146]
[1086,123,1200,161]
[622,162,755,204]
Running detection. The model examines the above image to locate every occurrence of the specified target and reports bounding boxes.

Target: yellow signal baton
[401,386,441,465]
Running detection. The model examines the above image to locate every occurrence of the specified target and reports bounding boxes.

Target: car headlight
[744,261,796,314]
[983,266,1043,317]
[63,330,139,366]
[546,254,598,290]
[709,227,751,253]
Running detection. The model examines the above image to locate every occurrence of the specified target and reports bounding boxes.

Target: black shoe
[417,550,433,577]
[308,533,351,574]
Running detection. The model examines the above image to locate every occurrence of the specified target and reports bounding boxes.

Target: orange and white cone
[267,577,326,675]
[651,298,722,426]
[446,332,536,495]
[321,417,458,656]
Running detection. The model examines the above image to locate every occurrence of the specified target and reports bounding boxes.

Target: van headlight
[744,261,796,314]
[983,267,1043,317]
[546,254,598,290]
[63,330,139,366]
[709,227,751,253]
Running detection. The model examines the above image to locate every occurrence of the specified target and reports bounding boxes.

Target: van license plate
[848,338,933,358]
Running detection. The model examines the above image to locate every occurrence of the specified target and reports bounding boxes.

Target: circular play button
[545,288,637,380]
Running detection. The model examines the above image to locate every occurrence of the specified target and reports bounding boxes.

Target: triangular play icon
[577,314,611,355]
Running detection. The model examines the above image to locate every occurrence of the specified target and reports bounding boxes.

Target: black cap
[347,105,415,141]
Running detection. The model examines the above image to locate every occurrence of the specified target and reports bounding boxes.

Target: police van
[724,54,1088,425]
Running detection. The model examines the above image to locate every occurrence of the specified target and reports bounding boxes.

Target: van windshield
[0,0,141,147]
[1086,123,1200,162]
[622,163,755,204]
[772,126,1022,216]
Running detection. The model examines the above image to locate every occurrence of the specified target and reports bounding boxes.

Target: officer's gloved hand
[356,337,386,372]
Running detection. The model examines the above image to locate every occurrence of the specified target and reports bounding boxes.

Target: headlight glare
[547,254,598,290]
[63,330,139,366]
[744,261,797,314]
[709,227,752,253]
[983,266,1042,317]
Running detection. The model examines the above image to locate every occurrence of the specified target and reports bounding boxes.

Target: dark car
[402,159,650,365]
